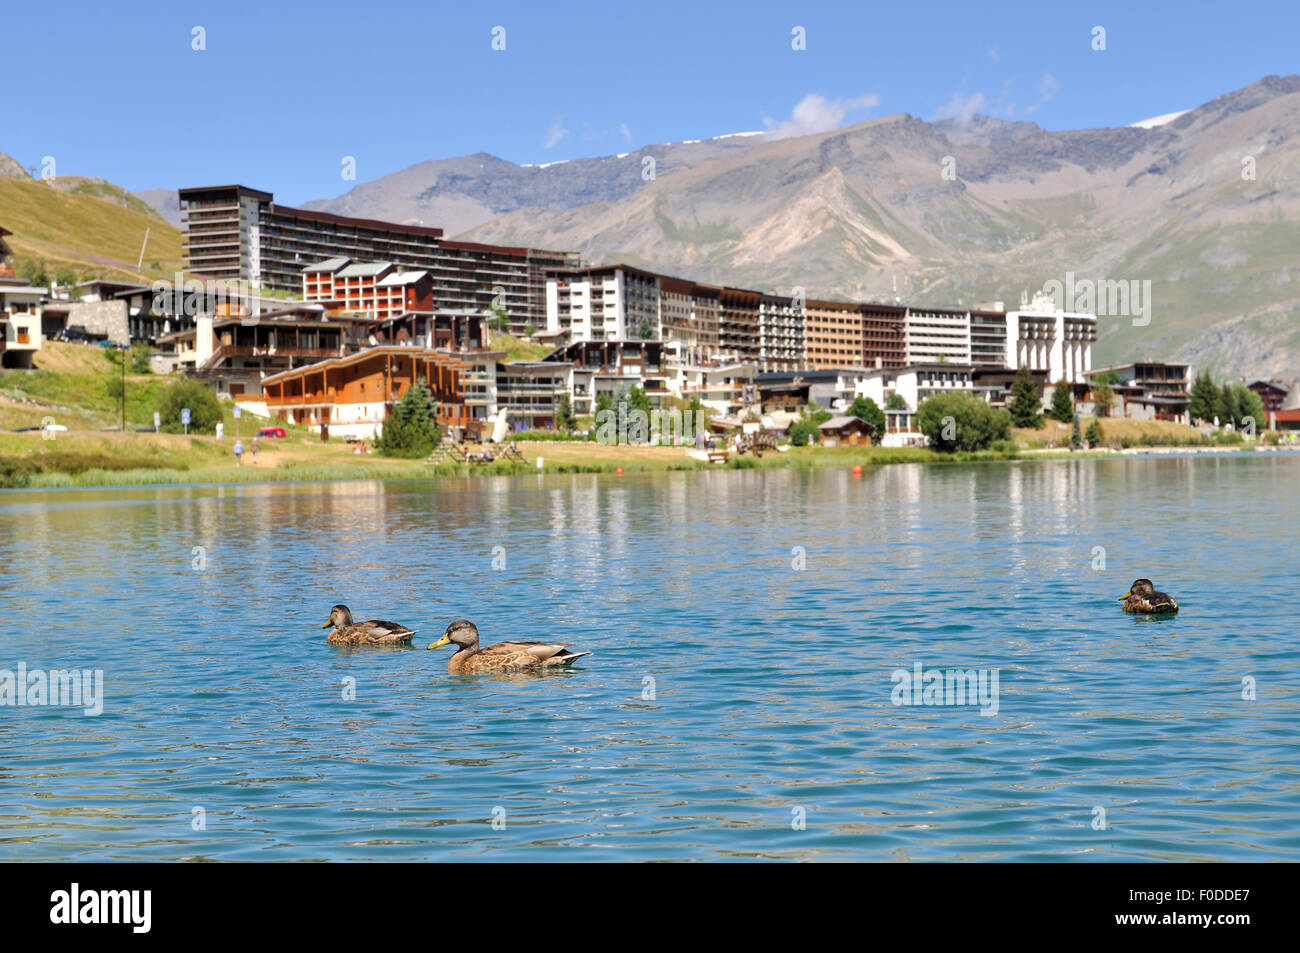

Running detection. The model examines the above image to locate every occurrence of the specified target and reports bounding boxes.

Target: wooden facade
[261,347,473,435]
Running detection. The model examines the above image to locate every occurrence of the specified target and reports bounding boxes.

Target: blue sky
[2,0,1295,205]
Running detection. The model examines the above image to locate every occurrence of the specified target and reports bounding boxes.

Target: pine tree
[1085,419,1103,446]
[1048,380,1075,422]
[376,381,441,458]
[1070,414,1082,449]
[1217,383,1238,427]
[1188,370,1219,424]
[1007,367,1043,429]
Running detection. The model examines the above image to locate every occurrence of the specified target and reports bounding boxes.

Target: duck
[427,620,591,674]
[320,604,417,645]
[1118,579,1179,615]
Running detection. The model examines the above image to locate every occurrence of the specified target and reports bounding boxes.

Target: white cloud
[619,122,631,142]
[932,91,986,126]
[1025,73,1059,114]
[762,93,880,140]
[987,48,1000,62]
[543,119,569,149]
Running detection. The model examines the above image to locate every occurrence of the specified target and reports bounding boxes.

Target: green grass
[0,177,181,284]
[489,331,555,362]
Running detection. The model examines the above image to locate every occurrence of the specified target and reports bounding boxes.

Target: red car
[256,427,287,438]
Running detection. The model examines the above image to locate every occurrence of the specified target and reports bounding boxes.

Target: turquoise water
[1,453,1298,861]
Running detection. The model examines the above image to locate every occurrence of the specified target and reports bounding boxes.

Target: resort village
[2,185,1296,456]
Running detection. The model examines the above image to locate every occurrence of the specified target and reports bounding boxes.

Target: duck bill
[427,634,452,650]
[1117,592,1131,601]
[321,620,335,628]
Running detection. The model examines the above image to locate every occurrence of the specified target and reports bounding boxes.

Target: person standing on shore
[234,440,244,466]
[252,437,259,464]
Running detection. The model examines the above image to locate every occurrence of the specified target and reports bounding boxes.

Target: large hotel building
[179,185,1096,400]
[179,185,578,333]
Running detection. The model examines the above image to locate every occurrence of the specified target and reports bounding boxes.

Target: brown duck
[321,604,417,645]
[427,620,591,674]
[1118,579,1179,615]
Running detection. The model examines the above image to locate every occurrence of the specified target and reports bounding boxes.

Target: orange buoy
[616,467,623,476]
[852,465,863,476]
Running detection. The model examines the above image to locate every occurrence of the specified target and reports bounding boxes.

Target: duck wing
[479,640,571,661]
[1150,592,1179,613]
[356,620,417,643]
[1125,595,1178,614]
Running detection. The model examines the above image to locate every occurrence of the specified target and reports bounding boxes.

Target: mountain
[0,152,29,180]
[133,188,182,227]
[0,176,182,282]
[301,134,768,237]
[306,76,1300,380]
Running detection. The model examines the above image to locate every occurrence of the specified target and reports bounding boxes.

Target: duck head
[428,620,478,651]
[321,604,354,629]
[1118,579,1156,601]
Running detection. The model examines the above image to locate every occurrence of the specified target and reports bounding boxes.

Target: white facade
[1006,292,1095,384]
[0,284,45,368]
[665,361,756,414]
[546,268,661,343]
[904,308,972,365]
[840,364,975,411]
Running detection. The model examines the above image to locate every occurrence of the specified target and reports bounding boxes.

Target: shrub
[917,392,1012,452]
[847,396,886,443]
[157,379,222,434]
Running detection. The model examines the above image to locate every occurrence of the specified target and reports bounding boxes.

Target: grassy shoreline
[0,430,1279,491]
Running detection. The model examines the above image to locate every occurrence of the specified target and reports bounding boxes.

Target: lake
[2,452,1298,861]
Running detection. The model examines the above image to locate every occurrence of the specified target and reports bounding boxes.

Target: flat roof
[178,185,275,202]
[268,203,444,240]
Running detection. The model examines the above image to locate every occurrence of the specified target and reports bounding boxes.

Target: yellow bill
[427,633,452,650]
[1117,591,1131,601]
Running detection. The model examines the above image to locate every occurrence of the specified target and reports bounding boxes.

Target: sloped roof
[303,256,351,274]
[336,261,395,278]
[818,415,868,429]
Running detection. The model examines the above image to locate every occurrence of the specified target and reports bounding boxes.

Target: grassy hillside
[0,177,181,283]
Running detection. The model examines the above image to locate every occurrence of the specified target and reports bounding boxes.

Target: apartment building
[179,185,445,291]
[158,305,351,399]
[258,346,472,439]
[759,293,803,370]
[1006,292,1096,384]
[718,287,761,364]
[1091,361,1191,423]
[545,264,662,343]
[179,185,576,330]
[544,339,669,417]
[804,299,863,369]
[434,241,578,335]
[657,278,721,365]
[904,306,973,365]
[302,258,436,320]
[0,277,43,368]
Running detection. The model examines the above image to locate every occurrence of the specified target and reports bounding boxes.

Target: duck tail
[548,650,592,667]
